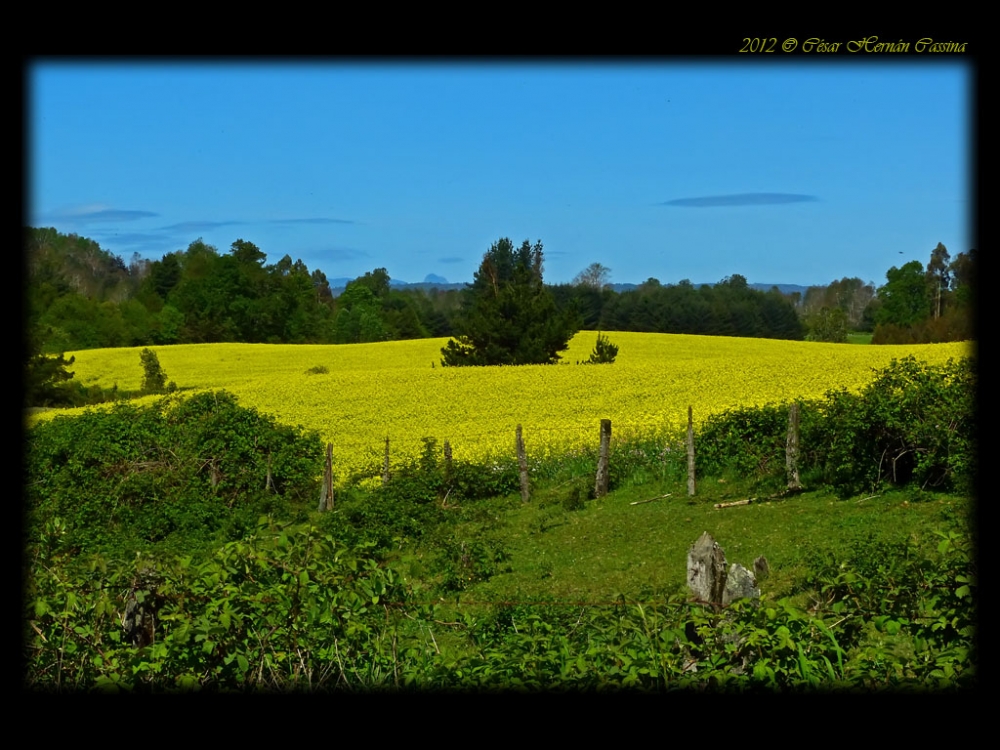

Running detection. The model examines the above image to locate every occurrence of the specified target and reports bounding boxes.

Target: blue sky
[28,61,971,288]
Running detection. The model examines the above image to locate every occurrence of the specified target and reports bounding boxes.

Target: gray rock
[723,563,760,607]
[687,532,728,608]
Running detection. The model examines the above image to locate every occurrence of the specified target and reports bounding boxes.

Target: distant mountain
[607,283,638,293]
[330,277,467,297]
[749,283,810,295]
[330,275,810,297]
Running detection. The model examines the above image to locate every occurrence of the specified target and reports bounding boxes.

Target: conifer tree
[441,238,579,366]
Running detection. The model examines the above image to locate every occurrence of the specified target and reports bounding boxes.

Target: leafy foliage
[872,245,974,344]
[26,520,412,691]
[26,391,322,557]
[805,307,848,343]
[695,356,975,497]
[322,437,520,554]
[697,403,792,481]
[140,348,169,394]
[25,337,77,407]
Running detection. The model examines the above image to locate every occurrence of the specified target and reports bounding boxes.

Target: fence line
[315,405,807,510]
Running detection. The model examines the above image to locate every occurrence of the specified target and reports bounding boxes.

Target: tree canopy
[573,262,611,289]
[441,238,579,366]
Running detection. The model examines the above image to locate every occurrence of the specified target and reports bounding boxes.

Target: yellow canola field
[30,333,972,481]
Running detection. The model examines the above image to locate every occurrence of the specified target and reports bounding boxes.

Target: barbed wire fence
[312,402,806,507]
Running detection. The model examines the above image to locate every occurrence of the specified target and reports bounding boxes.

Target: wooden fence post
[382,436,390,486]
[516,424,530,502]
[595,419,611,498]
[443,440,453,484]
[265,452,276,493]
[687,405,696,497]
[786,401,802,490]
[318,443,334,512]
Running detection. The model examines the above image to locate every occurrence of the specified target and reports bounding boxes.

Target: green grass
[441,477,968,608]
[389,470,971,668]
[847,332,873,345]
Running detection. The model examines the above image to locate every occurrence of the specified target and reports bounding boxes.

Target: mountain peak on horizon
[423,273,448,284]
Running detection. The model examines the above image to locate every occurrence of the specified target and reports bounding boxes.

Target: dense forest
[25,227,974,359]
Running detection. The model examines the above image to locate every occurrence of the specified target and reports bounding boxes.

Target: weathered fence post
[595,419,611,498]
[382,435,390,486]
[443,440,453,485]
[516,424,530,502]
[686,405,696,497]
[687,531,726,609]
[318,443,334,512]
[265,452,276,493]
[785,401,802,491]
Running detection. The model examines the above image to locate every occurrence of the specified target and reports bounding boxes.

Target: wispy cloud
[438,256,464,264]
[267,217,356,225]
[159,220,247,232]
[46,204,159,223]
[662,193,819,208]
[161,218,355,232]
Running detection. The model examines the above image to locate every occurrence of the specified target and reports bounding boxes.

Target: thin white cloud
[46,204,159,222]
[662,193,819,207]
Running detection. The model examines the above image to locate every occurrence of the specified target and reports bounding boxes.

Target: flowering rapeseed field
[31,333,971,482]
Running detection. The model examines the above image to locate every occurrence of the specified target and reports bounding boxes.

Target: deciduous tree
[572,262,611,289]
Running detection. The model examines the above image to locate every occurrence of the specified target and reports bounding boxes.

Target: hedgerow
[26,391,322,558]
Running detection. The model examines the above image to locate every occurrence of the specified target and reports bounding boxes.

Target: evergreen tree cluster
[441,238,579,366]
[551,274,805,340]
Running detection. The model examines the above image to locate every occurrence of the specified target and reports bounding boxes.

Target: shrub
[584,332,619,364]
[692,356,975,497]
[140,348,168,394]
[25,391,323,557]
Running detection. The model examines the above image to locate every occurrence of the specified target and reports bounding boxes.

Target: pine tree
[585,332,619,364]
[441,238,580,366]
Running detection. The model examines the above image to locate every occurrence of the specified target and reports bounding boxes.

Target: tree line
[25,227,975,403]
[25,228,808,354]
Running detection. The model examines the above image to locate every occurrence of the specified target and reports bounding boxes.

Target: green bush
[691,356,975,498]
[140,348,168,394]
[25,520,412,691]
[26,391,322,557]
[805,356,975,496]
[697,403,791,480]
